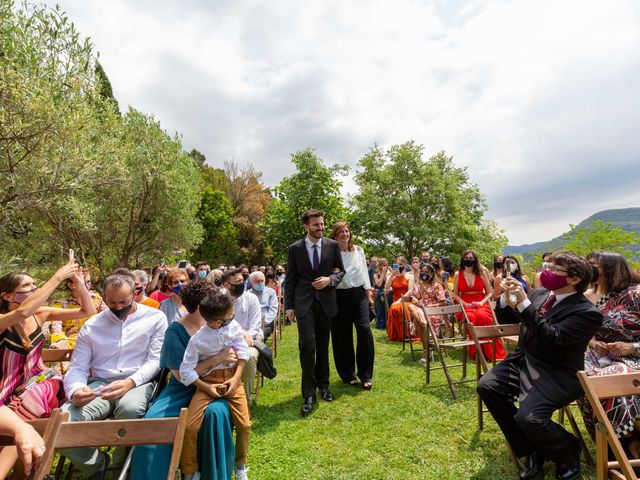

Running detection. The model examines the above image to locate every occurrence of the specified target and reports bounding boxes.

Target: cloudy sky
[42,0,640,245]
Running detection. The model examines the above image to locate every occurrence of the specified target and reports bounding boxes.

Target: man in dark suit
[478,251,602,480]
[284,209,346,416]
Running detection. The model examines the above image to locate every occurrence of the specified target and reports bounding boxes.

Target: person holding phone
[384,255,414,341]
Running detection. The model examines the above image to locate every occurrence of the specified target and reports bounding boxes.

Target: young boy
[179,291,251,480]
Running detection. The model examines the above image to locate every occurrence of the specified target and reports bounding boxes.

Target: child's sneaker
[234,464,249,480]
[418,357,427,366]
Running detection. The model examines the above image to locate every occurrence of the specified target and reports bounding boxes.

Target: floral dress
[412,282,446,332]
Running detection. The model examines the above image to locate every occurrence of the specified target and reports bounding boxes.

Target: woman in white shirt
[330,221,375,390]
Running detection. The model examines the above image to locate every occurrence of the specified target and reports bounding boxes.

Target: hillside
[504,207,640,257]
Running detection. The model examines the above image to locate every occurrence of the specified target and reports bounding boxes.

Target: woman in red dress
[453,250,506,361]
[385,256,417,341]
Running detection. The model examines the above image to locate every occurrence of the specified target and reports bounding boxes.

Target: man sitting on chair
[249,271,279,341]
[61,272,167,480]
[477,251,602,480]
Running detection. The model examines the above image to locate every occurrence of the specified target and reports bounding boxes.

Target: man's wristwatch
[633,342,640,356]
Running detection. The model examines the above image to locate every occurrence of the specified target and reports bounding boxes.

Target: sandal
[362,381,372,390]
[347,379,359,386]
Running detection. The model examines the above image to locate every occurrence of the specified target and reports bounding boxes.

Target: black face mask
[188,272,196,281]
[266,273,275,280]
[462,258,476,267]
[591,265,599,284]
[213,278,222,287]
[494,262,503,269]
[229,282,245,297]
[419,272,431,282]
[430,262,439,270]
[110,304,132,321]
[241,273,249,281]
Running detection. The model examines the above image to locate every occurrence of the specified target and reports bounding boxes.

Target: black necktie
[312,244,320,272]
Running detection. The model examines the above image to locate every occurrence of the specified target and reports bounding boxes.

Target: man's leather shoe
[519,451,544,480]
[555,459,580,480]
[300,396,315,416]
[320,389,334,402]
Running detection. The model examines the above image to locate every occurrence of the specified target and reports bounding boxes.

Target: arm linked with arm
[329,242,346,287]
[283,244,297,311]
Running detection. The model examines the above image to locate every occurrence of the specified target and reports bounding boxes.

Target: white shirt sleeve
[234,327,251,362]
[265,289,278,324]
[129,315,166,386]
[247,294,263,340]
[360,247,372,290]
[179,338,200,386]
[63,326,92,399]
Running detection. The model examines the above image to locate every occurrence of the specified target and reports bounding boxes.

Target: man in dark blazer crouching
[478,251,602,480]
[284,209,345,416]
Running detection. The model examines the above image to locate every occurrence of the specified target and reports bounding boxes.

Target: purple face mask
[13,288,38,304]
[540,269,568,291]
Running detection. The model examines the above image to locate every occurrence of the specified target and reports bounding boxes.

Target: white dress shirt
[64,303,168,399]
[233,291,263,340]
[337,245,372,290]
[251,286,279,325]
[179,320,250,386]
[304,236,322,268]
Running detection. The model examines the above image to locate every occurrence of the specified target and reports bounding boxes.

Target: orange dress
[456,272,506,361]
[386,275,418,341]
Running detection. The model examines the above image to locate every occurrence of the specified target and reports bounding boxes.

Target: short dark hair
[221,268,243,284]
[590,251,638,294]
[542,252,552,261]
[180,279,218,313]
[199,291,234,320]
[302,209,324,224]
[548,251,592,293]
[195,261,208,269]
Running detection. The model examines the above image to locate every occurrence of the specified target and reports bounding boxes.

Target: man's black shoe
[320,389,334,402]
[519,451,544,480]
[300,396,316,416]
[555,459,580,480]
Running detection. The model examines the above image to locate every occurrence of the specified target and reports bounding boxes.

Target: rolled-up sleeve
[234,331,251,362]
[129,315,167,386]
[178,339,200,386]
[63,326,92,399]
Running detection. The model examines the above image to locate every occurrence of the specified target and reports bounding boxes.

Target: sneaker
[234,464,249,480]
[418,358,427,366]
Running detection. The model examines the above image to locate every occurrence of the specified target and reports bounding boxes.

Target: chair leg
[476,357,483,430]
[563,406,594,467]
[438,347,458,401]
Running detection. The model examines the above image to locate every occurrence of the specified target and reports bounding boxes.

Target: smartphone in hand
[69,249,75,262]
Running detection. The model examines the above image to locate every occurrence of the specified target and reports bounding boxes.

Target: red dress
[456,272,506,361]
[387,275,418,341]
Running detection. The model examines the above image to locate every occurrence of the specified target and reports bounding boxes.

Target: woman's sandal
[347,379,359,386]
[362,381,372,390]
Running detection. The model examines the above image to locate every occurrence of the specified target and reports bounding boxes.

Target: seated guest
[222,269,262,408]
[578,252,640,455]
[160,269,189,324]
[453,250,506,361]
[533,252,553,289]
[61,273,167,479]
[384,255,415,341]
[132,270,160,309]
[478,251,602,480]
[179,291,251,480]
[490,255,504,298]
[412,262,449,358]
[0,261,90,475]
[373,258,391,330]
[0,405,46,479]
[131,280,236,480]
[264,267,281,297]
[249,271,278,341]
[148,266,172,303]
[195,262,211,280]
[494,255,531,295]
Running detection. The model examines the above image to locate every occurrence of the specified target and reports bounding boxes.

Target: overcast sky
[42,0,640,246]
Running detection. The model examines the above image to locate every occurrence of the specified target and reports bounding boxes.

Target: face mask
[508,262,517,274]
[241,273,249,281]
[213,278,222,287]
[13,288,38,304]
[419,272,431,281]
[172,284,185,295]
[462,258,476,267]
[229,282,245,297]
[494,262,503,269]
[430,262,439,270]
[276,271,284,276]
[110,303,132,320]
[540,269,568,291]
[188,272,196,281]
[253,284,265,292]
[198,270,208,279]
[590,266,599,284]
[542,262,551,270]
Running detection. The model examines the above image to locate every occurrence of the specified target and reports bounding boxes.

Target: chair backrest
[467,323,520,373]
[578,371,640,480]
[41,348,73,363]
[38,408,189,480]
[423,304,465,317]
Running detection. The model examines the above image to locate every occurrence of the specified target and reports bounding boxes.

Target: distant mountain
[504,207,640,258]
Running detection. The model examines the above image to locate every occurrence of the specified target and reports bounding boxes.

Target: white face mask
[508,262,517,274]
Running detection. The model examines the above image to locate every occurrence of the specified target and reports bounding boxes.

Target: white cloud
[41,0,640,246]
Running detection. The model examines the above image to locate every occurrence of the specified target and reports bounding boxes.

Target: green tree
[191,186,239,264]
[351,141,498,259]
[562,220,639,264]
[262,148,348,263]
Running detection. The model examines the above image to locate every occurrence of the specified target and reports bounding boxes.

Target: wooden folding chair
[41,349,74,363]
[422,304,489,400]
[578,371,640,479]
[400,297,421,360]
[0,409,68,480]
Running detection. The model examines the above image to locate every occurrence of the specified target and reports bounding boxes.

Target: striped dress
[0,321,65,420]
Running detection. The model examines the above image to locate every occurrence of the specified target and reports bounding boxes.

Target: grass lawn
[249,324,597,480]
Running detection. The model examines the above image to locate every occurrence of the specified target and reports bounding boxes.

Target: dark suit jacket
[283,237,346,318]
[498,288,603,405]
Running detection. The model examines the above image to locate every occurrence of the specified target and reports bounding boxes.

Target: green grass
[249,325,597,480]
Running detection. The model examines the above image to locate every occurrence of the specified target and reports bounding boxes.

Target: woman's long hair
[458,250,481,275]
[0,272,34,348]
[591,251,639,294]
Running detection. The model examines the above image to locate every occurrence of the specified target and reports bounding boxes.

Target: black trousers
[297,300,332,399]
[263,321,274,341]
[477,357,579,463]
[331,286,375,383]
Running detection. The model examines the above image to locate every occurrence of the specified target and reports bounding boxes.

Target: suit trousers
[331,286,375,383]
[297,300,332,398]
[476,356,579,462]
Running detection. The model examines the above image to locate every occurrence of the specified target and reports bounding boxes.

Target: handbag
[253,339,277,379]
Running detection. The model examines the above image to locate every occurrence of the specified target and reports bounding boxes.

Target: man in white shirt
[222,268,262,407]
[248,271,278,341]
[61,273,167,479]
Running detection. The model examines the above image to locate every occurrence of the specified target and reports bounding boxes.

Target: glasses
[547,265,568,274]
[207,314,235,327]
